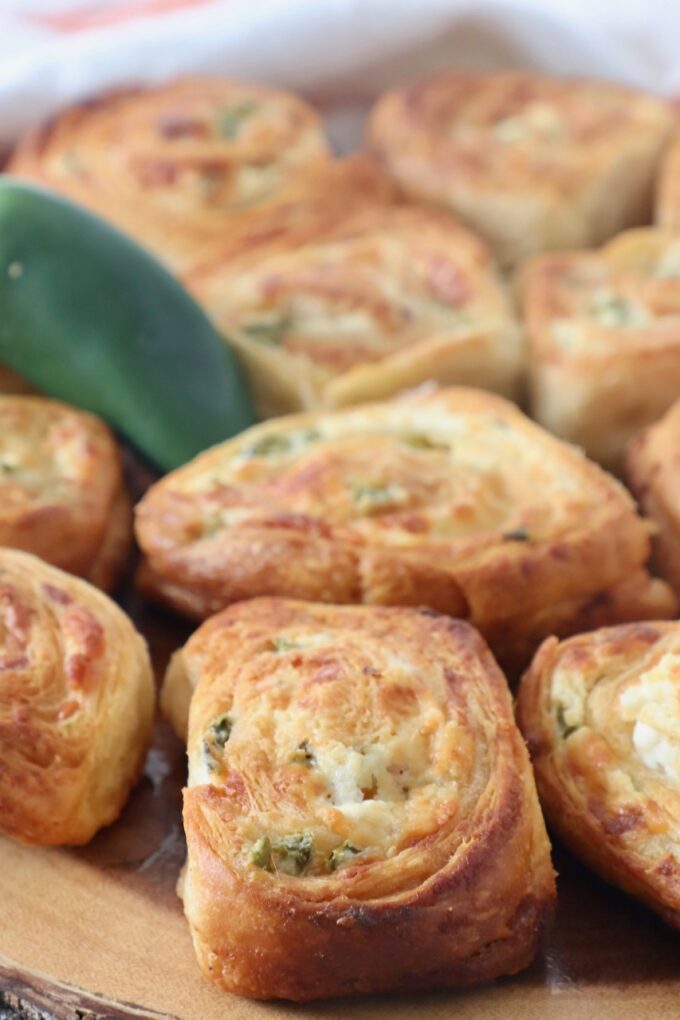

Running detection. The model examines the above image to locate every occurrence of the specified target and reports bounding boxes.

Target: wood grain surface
[1,507,679,1018]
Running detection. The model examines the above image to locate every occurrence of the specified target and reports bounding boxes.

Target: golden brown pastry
[367,71,674,268]
[656,132,680,228]
[0,548,154,845]
[517,621,680,929]
[186,205,523,418]
[135,387,676,673]
[0,396,131,590]
[522,228,680,470]
[168,598,555,1000]
[627,398,680,594]
[9,78,392,271]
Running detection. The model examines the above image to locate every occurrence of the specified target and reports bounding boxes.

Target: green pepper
[251,835,272,869]
[271,832,314,875]
[0,179,254,470]
[502,525,530,542]
[328,840,361,871]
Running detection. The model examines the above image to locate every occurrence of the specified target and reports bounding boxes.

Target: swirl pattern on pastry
[522,228,680,469]
[517,621,680,929]
[0,396,131,590]
[9,78,390,270]
[627,398,680,595]
[0,549,154,845]
[186,205,523,417]
[135,387,676,672]
[367,71,674,267]
[168,598,555,1000]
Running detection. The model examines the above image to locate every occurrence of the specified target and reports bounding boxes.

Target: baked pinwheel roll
[135,387,676,672]
[517,621,680,929]
[367,71,674,267]
[522,229,680,470]
[656,133,680,229]
[627,399,680,594]
[186,205,523,417]
[9,78,390,270]
[0,549,154,845]
[0,396,131,590]
[167,598,555,1000]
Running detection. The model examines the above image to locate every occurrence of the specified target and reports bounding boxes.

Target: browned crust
[184,202,523,417]
[521,230,680,470]
[135,388,677,673]
[0,549,154,846]
[8,79,395,272]
[367,71,674,267]
[177,601,555,1000]
[84,485,134,593]
[626,399,680,594]
[517,622,680,930]
[0,396,131,591]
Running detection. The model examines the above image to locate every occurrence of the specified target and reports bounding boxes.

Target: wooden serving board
[1,582,679,1018]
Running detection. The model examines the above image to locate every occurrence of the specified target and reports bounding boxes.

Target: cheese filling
[619,653,680,786]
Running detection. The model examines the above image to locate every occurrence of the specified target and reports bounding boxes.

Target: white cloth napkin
[0,0,678,151]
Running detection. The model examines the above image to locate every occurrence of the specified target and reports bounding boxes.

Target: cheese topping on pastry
[188,205,521,414]
[9,79,396,271]
[17,78,328,218]
[173,599,555,999]
[368,71,673,267]
[492,101,567,143]
[374,73,665,188]
[137,388,675,673]
[518,622,680,929]
[142,394,606,549]
[620,655,680,785]
[0,396,131,590]
[522,228,680,468]
[533,241,680,356]
[187,613,467,865]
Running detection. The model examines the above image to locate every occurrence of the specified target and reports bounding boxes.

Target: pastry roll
[0,396,131,590]
[186,205,523,418]
[0,549,154,845]
[367,71,674,268]
[9,78,388,271]
[170,598,555,1000]
[517,621,680,929]
[135,387,676,672]
[522,228,680,470]
[627,398,680,594]
[656,133,680,229]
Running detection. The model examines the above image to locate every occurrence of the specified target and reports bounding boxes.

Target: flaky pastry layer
[186,204,523,417]
[368,71,674,267]
[0,396,131,590]
[518,621,680,929]
[168,598,555,1000]
[521,228,680,470]
[136,387,676,672]
[0,549,154,845]
[9,78,392,270]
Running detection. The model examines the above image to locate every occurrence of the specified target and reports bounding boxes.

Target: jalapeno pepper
[0,179,255,470]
